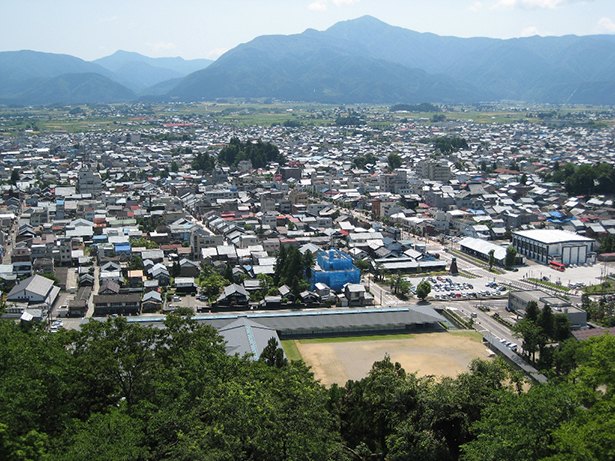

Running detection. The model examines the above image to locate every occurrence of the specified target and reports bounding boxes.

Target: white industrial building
[511,229,596,266]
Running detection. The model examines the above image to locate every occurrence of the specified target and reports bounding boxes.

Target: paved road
[364,274,404,306]
[431,298,518,344]
[2,220,18,264]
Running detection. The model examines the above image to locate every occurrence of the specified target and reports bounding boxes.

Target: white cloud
[308,0,358,11]
[520,25,540,36]
[598,17,615,33]
[308,1,328,12]
[468,1,484,12]
[493,0,592,9]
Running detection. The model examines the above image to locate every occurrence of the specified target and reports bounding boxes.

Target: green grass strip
[281,340,303,362]
[527,278,571,292]
[296,333,418,344]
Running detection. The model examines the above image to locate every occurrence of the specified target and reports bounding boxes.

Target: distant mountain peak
[327,15,401,31]
[169,16,615,105]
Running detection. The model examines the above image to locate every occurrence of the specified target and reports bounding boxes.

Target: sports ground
[282,331,491,386]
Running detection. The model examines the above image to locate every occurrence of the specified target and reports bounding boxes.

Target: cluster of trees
[390,103,441,112]
[353,152,378,169]
[218,137,286,169]
[582,294,615,327]
[250,274,280,302]
[505,246,518,269]
[548,162,615,195]
[390,274,413,298]
[10,169,20,185]
[191,151,216,172]
[281,119,302,128]
[1,313,614,461]
[129,237,159,249]
[479,160,498,174]
[151,133,192,142]
[387,153,403,170]
[487,246,517,271]
[334,334,615,461]
[0,316,337,460]
[416,279,432,300]
[136,215,165,234]
[334,115,365,126]
[513,301,571,368]
[598,234,615,254]
[196,262,239,303]
[273,246,314,296]
[170,146,193,157]
[431,136,469,154]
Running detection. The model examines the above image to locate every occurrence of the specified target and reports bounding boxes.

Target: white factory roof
[513,229,594,244]
[458,237,507,260]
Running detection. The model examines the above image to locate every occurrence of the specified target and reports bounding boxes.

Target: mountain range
[0,50,212,105]
[2,16,615,106]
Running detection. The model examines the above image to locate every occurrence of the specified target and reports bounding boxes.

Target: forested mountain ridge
[170,16,615,104]
[4,17,615,105]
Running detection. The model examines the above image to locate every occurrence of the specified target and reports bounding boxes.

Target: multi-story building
[417,159,452,182]
[77,168,103,196]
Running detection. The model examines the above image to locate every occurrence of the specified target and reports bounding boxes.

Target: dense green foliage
[390,103,441,112]
[431,136,469,154]
[387,153,402,170]
[191,151,216,172]
[335,115,364,126]
[129,237,159,249]
[416,280,432,300]
[0,315,614,460]
[513,302,571,368]
[10,169,20,185]
[282,119,302,128]
[598,233,615,254]
[548,162,615,195]
[389,274,412,298]
[505,245,517,269]
[218,137,285,169]
[582,295,615,327]
[273,246,313,296]
[0,316,338,460]
[353,153,378,169]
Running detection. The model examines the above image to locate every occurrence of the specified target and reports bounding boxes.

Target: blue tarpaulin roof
[114,243,132,253]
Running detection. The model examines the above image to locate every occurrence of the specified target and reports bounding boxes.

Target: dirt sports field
[286,331,492,386]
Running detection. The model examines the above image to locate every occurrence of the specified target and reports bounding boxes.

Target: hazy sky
[2,0,615,61]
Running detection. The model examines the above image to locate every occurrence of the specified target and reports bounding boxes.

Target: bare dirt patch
[294,332,491,386]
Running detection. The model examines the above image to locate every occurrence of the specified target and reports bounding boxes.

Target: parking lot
[423,275,508,301]
[165,292,210,313]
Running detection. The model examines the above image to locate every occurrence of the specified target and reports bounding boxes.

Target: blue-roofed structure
[114,242,132,255]
[311,249,360,292]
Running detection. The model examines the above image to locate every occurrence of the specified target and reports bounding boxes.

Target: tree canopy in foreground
[0,316,613,460]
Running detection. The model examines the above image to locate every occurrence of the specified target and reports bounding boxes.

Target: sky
[2,0,615,61]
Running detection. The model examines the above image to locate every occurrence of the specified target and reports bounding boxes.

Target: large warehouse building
[511,229,596,266]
